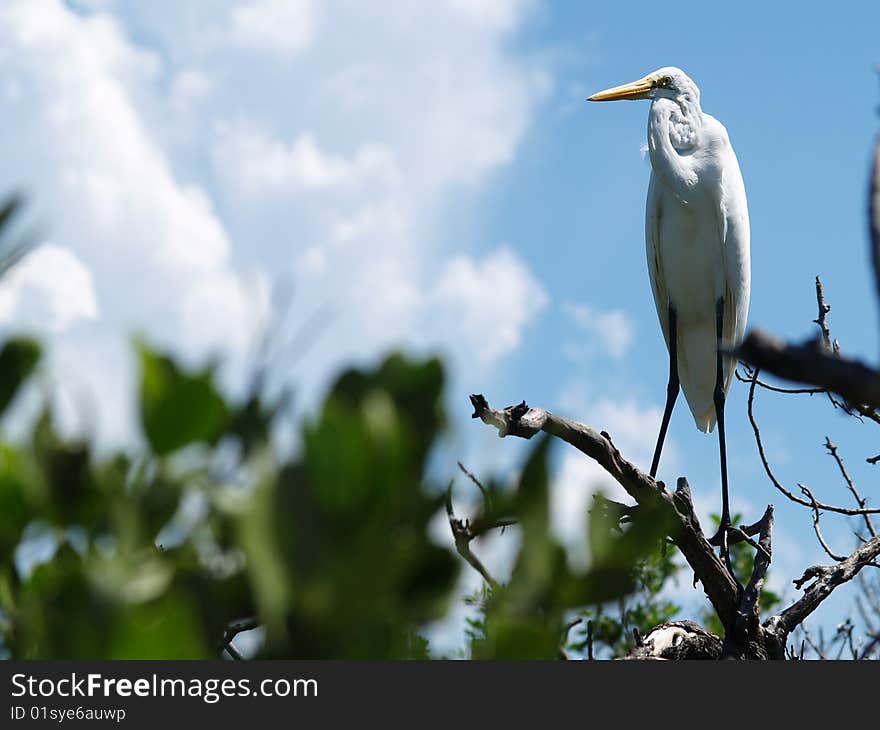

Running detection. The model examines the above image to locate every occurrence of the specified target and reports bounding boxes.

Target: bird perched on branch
[588,67,750,570]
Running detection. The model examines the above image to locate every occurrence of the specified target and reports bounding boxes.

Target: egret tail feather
[677,324,733,433]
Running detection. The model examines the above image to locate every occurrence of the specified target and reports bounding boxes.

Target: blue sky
[1,0,878,655]
[454,0,880,650]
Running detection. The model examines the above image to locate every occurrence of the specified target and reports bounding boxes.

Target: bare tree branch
[727,506,774,657]
[468,393,742,632]
[824,438,876,538]
[870,133,880,319]
[736,329,880,409]
[735,365,824,395]
[445,478,515,588]
[221,617,259,660]
[746,369,880,516]
[798,625,828,660]
[457,461,489,502]
[800,484,848,562]
[813,276,833,352]
[766,535,880,642]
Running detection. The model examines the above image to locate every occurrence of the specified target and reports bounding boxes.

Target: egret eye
[661,76,672,87]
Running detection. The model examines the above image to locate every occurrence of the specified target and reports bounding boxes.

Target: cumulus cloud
[563,301,635,360]
[0,1,267,441]
[446,0,537,32]
[0,0,551,446]
[0,244,98,334]
[226,0,318,55]
[430,248,548,365]
[212,127,401,196]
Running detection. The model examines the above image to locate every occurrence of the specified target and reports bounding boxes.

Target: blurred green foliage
[566,544,682,658]
[0,329,694,659]
[463,440,679,659]
[0,340,465,658]
[0,192,713,660]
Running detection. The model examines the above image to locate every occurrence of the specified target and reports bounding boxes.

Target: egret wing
[646,173,720,433]
[715,144,751,395]
[645,174,670,352]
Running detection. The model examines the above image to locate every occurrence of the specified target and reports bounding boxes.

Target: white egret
[588,67,750,567]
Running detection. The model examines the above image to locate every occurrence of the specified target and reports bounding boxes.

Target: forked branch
[469,393,741,632]
[765,535,880,644]
[445,473,516,588]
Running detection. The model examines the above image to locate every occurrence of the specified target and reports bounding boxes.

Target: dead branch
[735,365,824,395]
[765,534,880,645]
[746,369,880,516]
[870,134,880,318]
[457,461,489,502]
[445,478,515,588]
[221,617,259,660]
[728,506,774,657]
[736,329,880,409]
[468,393,742,632]
[800,484,847,562]
[813,276,833,352]
[824,438,876,538]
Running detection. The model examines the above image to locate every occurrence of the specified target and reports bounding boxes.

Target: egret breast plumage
[588,66,750,568]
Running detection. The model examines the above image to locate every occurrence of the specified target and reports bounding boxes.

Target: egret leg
[650,305,679,479]
[708,297,735,577]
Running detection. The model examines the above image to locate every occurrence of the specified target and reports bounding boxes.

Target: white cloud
[446,0,537,32]
[212,127,400,196]
[0,244,98,334]
[429,248,548,365]
[563,301,635,360]
[0,0,551,447]
[226,0,318,56]
[0,1,267,442]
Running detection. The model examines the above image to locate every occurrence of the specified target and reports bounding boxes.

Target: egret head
[587,66,699,104]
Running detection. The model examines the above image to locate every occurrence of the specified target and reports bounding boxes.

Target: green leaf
[137,341,230,455]
[0,338,40,417]
[259,353,457,658]
[109,595,209,659]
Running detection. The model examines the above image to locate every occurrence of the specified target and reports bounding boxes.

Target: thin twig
[457,461,489,502]
[824,437,876,537]
[766,534,880,640]
[800,484,847,562]
[221,617,259,660]
[813,276,833,351]
[746,370,880,515]
[445,481,500,588]
[559,618,583,659]
[798,626,827,660]
[736,328,880,409]
[859,632,880,660]
[735,366,824,395]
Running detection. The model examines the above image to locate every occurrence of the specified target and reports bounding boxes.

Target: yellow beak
[587,76,653,102]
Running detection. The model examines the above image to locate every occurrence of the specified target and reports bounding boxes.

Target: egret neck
[647,86,703,198]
